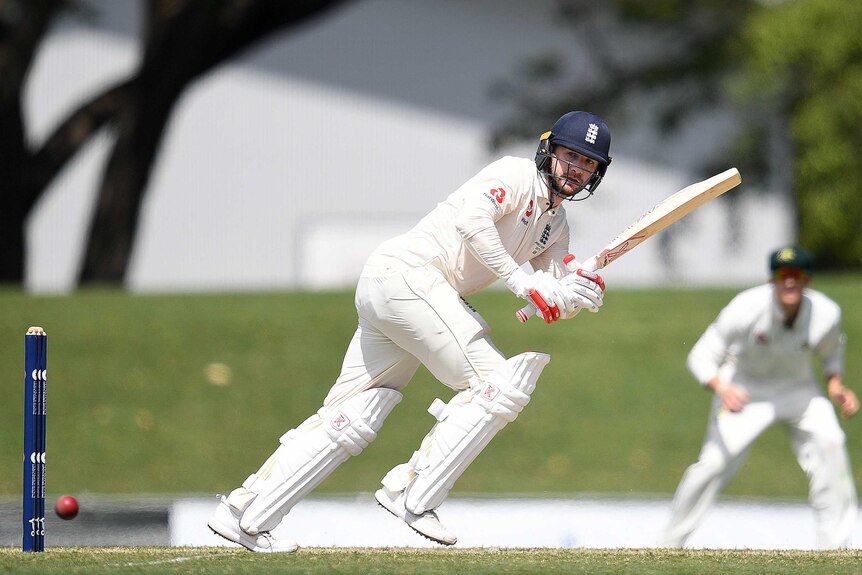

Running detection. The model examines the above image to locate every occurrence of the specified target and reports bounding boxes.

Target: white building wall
[23,0,793,294]
[171,495,862,550]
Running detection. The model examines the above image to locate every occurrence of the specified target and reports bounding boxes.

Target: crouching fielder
[659,246,859,549]
[208,111,613,552]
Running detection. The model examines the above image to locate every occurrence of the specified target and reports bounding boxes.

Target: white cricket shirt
[362,156,571,296]
[687,283,845,391]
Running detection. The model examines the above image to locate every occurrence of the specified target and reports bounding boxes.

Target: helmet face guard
[535,111,612,202]
[536,140,605,201]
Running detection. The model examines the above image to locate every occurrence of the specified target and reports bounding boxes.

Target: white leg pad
[403,352,549,514]
[238,387,402,534]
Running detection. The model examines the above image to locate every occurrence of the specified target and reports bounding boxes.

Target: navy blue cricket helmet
[535,111,612,201]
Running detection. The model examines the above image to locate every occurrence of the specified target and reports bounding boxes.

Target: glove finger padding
[529,289,560,323]
[531,272,565,323]
[540,274,579,319]
[560,269,605,313]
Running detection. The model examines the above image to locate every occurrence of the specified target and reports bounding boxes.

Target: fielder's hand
[713,380,749,413]
[829,385,859,419]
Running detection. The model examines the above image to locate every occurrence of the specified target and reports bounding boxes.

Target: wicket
[23,326,47,552]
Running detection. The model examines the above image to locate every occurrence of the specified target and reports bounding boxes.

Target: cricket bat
[517,167,742,322]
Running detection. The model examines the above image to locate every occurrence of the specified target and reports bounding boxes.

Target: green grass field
[2,547,862,575]
[1,276,861,500]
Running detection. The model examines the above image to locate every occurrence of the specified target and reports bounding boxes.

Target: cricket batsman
[208,111,612,552]
[660,245,859,549]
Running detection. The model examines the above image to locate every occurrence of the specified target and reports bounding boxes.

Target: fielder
[659,246,859,549]
[207,111,613,552]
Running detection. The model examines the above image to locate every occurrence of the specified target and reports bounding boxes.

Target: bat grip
[516,255,598,323]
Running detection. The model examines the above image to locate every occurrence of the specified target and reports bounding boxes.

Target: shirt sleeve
[454,180,522,280]
[686,300,742,386]
[813,308,846,378]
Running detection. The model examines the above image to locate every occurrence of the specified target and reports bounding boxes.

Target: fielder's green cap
[769,245,813,273]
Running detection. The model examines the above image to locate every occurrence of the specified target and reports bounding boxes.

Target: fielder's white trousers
[660,385,857,549]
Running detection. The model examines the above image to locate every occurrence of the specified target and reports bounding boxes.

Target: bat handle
[516,255,599,323]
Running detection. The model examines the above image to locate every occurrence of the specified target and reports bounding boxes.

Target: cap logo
[585,123,599,144]
[776,248,796,263]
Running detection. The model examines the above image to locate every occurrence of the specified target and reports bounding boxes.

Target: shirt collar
[534,170,558,215]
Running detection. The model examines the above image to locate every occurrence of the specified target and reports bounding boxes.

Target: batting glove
[506,269,571,323]
[560,266,605,314]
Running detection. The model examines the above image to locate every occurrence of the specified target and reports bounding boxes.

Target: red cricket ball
[54,495,79,520]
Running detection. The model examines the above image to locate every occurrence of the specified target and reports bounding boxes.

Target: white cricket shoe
[374,487,457,546]
[207,495,299,553]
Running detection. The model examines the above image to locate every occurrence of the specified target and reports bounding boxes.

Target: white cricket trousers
[660,385,857,549]
[321,267,507,410]
[227,268,509,528]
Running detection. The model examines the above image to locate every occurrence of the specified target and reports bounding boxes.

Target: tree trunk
[0,207,27,283]
[77,0,350,285]
[78,85,175,283]
[0,99,28,282]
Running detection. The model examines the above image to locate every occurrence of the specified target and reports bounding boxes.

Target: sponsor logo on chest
[485,187,506,213]
[520,199,534,225]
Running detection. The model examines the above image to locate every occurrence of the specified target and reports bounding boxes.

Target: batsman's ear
[535,131,552,172]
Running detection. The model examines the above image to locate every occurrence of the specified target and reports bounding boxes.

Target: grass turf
[2,547,862,575]
[1,275,861,499]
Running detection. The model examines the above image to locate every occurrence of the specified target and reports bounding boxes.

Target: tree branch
[24,78,132,196]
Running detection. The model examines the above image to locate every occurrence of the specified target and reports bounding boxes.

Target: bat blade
[517,167,742,323]
[586,167,741,271]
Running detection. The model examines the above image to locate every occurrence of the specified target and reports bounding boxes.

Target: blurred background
[2,0,861,549]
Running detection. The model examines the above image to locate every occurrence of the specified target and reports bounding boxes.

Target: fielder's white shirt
[687,284,845,393]
[362,156,570,296]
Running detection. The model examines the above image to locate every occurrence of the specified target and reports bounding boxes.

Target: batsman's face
[771,267,810,309]
[551,146,598,205]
